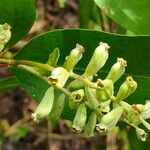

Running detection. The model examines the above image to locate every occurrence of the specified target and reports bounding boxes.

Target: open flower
[69,89,84,109]
[96,79,114,102]
[49,67,69,88]
[135,126,147,141]
[96,106,123,133]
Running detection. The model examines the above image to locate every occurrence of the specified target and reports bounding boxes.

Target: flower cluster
[0,23,149,141]
[31,42,150,141]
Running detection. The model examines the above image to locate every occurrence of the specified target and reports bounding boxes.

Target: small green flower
[96,79,114,102]
[96,106,123,133]
[63,44,84,71]
[116,76,137,103]
[32,87,54,122]
[49,67,69,87]
[106,58,127,83]
[84,42,109,77]
[49,94,66,121]
[135,126,147,141]
[85,112,97,136]
[85,86,100,110]
[69,76,93,89]
[99,100,111,115]
[140,101,150,120]
[72,103,87,132]
[69,89,84,109]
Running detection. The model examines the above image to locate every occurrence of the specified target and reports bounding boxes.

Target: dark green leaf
[10,67,49,103]
[79,0,93,28]
[94,0,150,35]
[12,29,150,120]
[0,77,20,92]
[0,134,6,142]
[0,0,36,47]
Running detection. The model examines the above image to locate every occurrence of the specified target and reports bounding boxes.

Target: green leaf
[11,29,150,120]
[10,67,49,104]
[0,0,36,47]
[94,0,150,35]
[0,134,6,142]
[0,77,20,92]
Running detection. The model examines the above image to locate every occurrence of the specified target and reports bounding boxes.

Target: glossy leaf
[0,0,36,47]
[0,77,20,92]
[10,67,49,104]
[94,0,150,35]
[11,29,150,120]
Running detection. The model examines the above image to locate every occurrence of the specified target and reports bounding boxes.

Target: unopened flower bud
[72,103,87,132]
[69,76,93,89]
[0,23,11,52]
[116,76,137,102]
[85,86,100,110]
[140,100,150,120]
[85,112,97,136]
[106,58,127,82]
[100,100,111,115]
[96,79,114,102]
[31,87,54,122]
[84,42,109,77]
[47,48,60,67]
[49,94,66,120]
[96,106,123,133]
[63,44,84,71]
[49,67,69,87]
[69,89,84,109]
[135,126,147,141]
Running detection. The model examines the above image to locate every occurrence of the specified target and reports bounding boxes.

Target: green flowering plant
[0,1,150,147]
[0,25,149,141]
